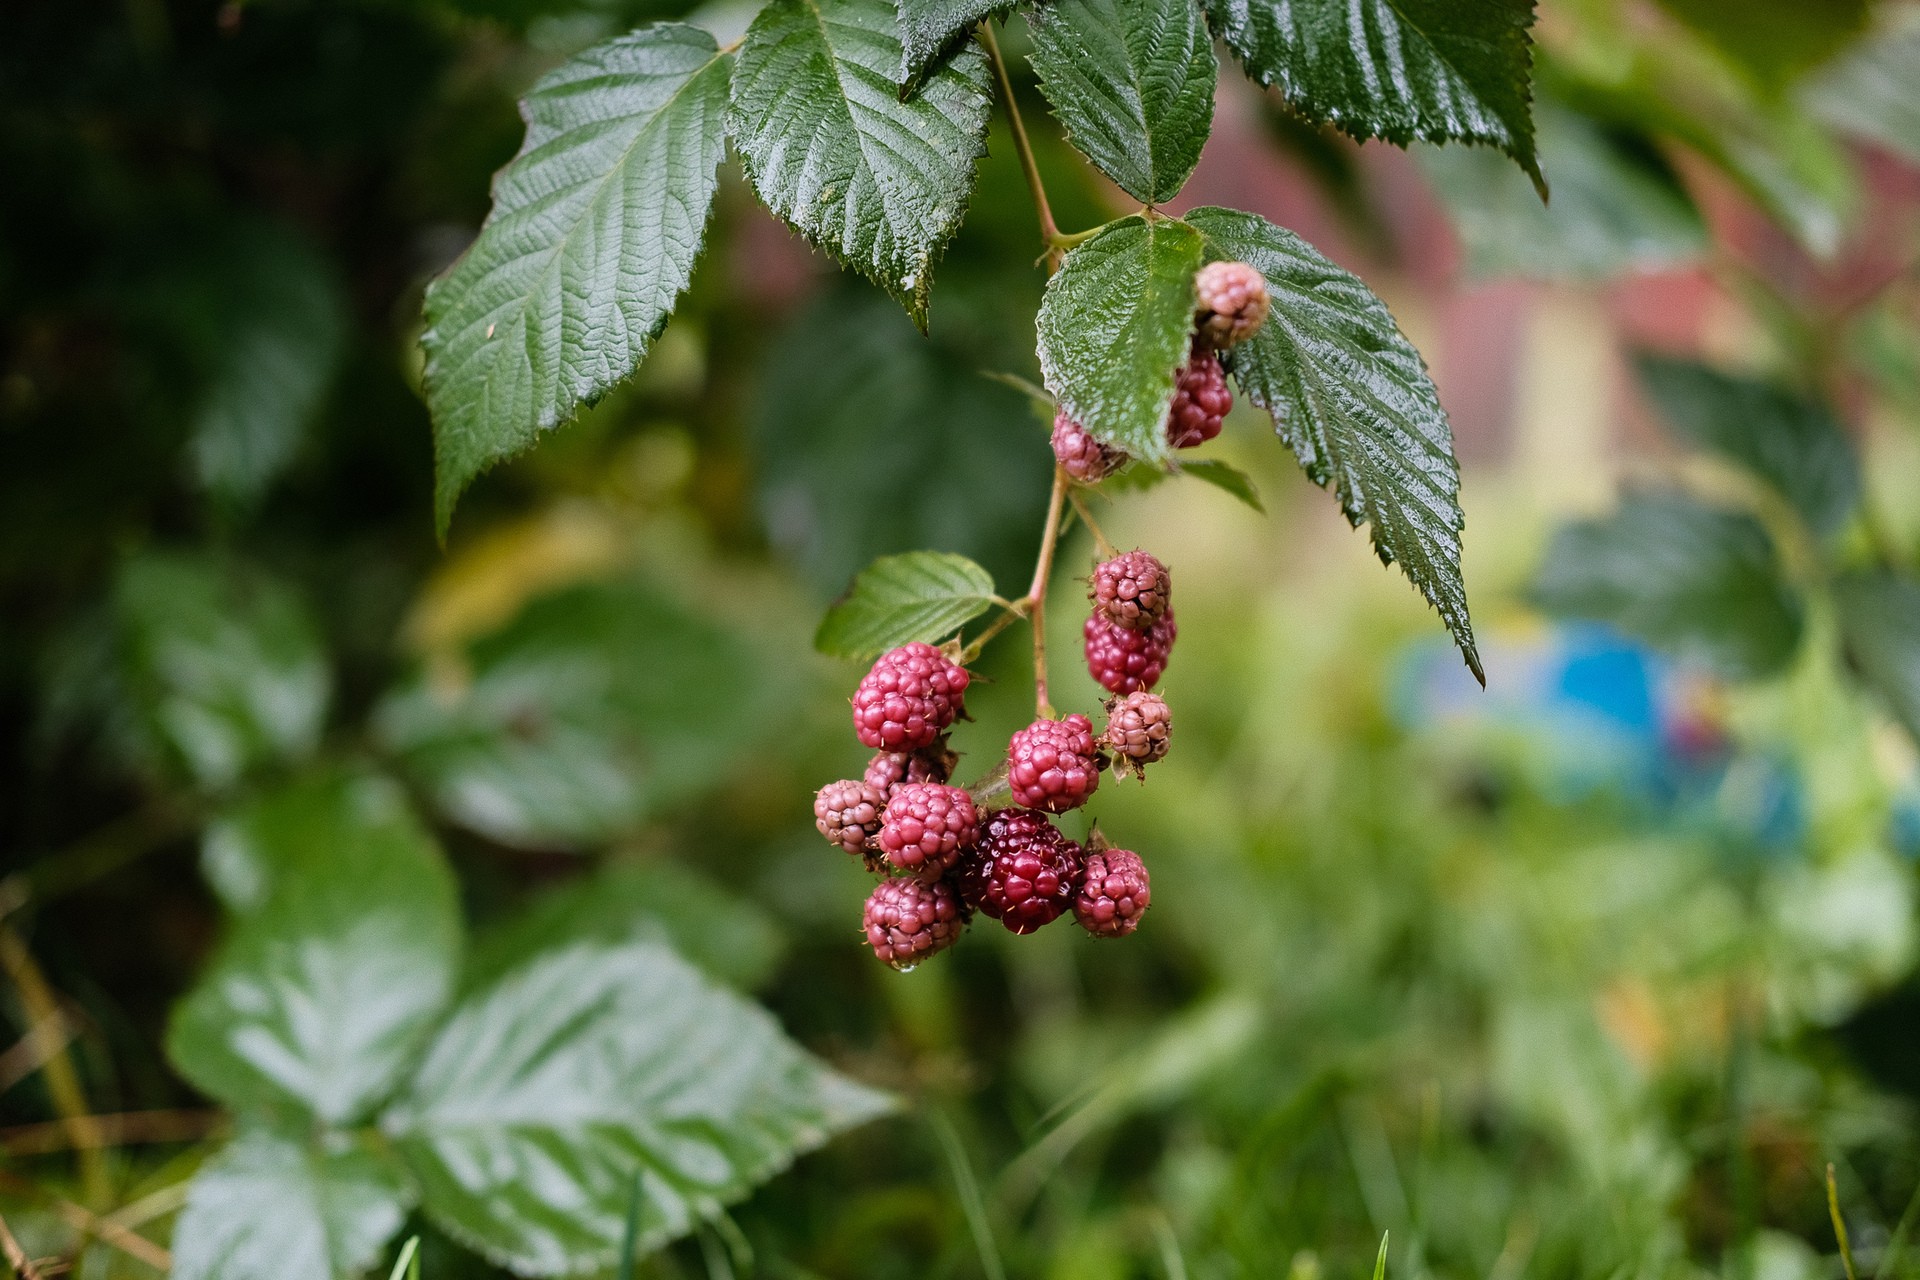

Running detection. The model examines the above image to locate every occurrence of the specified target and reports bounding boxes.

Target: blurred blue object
[1394,623,1807,856]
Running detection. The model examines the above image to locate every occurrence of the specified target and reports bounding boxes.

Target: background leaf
[1178,458,1265,513]
[384,939,893,1275]
[1634,354,1861,538]
[1803,14,1920,166]
[1835,571,1920,747]
[375,577,773,850]
[421,24,732,534]
[465,862,786,992]
[1205,0,1544,192]
[1036,216,1204,466]
[814,550,999,661]
[896,0,1010,89]
[107,553,330,791]
[729,0,991,328]
[169,770,461,1126]
[172,1126,413,1280]
[1651,0,1869,89]
[1183,206,1480,681]
[1530,490,1805,680]
[1028,0,1216,204]
[1419,97,1707,280]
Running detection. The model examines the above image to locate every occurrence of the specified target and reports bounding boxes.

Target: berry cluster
[815,564,1176,968]
[1050,259,1269,473]
[814,261,1263,971]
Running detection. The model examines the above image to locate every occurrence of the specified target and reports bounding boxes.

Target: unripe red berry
[956,808,1083,935]
[864,876,967,969]
[1103,691,1171,766]
[1090,550,1171,632]
[1074,848,1151,937]
[852,642,970,752]
[863,743,952,796]
[1051,411,1127,483]
[876,782,978,881]
[1194,261,1270,349]
[1166,344,1230,448]
[1084,609,1176,695]
[813,778,887,856]
[1007,714,1101,813]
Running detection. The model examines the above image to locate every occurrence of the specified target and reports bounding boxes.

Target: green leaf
[421,25,732,536]
[1183,207,1480,681]
[113,553,330,791]
[1530,491,1804,680]
[384,939,893,1275]
[1206,0,1544,194]
[1036,217,1205,466]
[375,578,772,850]
[1835,572,1920,746]
[896,0,1011,89]
[729,0,992,329]
[1029,0,1216,204]
[1634,354,1861,537]
[1652,0,1869,89]
[1803,16,1920,166]
[754,288,1053,595]
[173,1127,412,1280]
[815,551,999,662]
[170,770,461,1126]
[176,223,348,512]
[1419,99,1707,280]
[466,862,786,993]
[1178,458,1265,513]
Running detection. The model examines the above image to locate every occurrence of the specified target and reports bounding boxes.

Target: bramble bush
[5,0,1920,1277]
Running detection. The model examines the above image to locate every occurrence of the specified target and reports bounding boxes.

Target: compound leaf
[1530,490,1804,680]
[730,0,991,329]
[815,551,999,662]
[1036,216,1205,466]
[384,939,892,1275]
[1029,0,1216,203]
[422,24,732,535]
[172,1126,412,1280]
[1206,0,1543,194]
[1184,206,1479,681]
[170,770,461,1128]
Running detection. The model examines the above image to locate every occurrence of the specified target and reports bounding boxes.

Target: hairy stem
[1027,468,1069,718]
[978,21,1061,263]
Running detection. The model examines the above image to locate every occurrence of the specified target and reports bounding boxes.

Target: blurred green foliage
[4,1,1920,1279]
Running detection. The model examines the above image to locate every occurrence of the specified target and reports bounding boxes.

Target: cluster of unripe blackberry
[811,261,1268,970]
[814,552,1173,969]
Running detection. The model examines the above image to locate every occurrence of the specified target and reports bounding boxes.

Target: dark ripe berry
[1166,344,1230,448]
[1193,261,1270,349]
[1074,848,1151,937]
[863,742,953,796]
[814,778,887,856]
[957,808,1084,935]
[876,783,979,881]
[1084,609,1176,695]
[1007,714,1101,814]
[864,876,967,970]
[1051,411,1127,484]
[1103,691,1171,766]
[1090,550,1171,632]
[852,642,970,752]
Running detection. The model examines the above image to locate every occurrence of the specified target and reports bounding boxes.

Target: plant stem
[0,922,109,1207]
[1068,490,1117,558]
[978,21,1061,262]
[1027,467,1069,718]
[0,1209,45,1280]
[962,601,1028,665]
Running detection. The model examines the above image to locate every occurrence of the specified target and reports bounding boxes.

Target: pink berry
[1074,848,1151,937]
[1084,609,1176,695]
[1006,714,1102,814]
[864,877,967,969]
[851,643,970,752]
[1193,261,1270,349]
[876,782,978,881]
